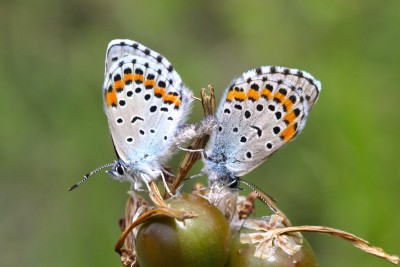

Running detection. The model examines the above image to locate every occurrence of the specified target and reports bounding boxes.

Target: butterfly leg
[159,171,174,197]
[177,146,205,153]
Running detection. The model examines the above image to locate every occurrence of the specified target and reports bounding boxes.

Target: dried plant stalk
[245,224,399,264]
[171,86,216,194]
[123,192,148,251]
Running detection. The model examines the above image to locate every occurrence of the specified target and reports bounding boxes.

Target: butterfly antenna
[68,163,114,191]
[240,179,278,213]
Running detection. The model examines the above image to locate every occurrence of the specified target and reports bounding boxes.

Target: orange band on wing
[283,111,296,124]
[174,98,181,109]
[163,94,175,103]
[283,99,294,111]
[247,89,259,101]
[144,79,155,88]
[133,74,144,83]
[163,92,180,105]
[261,88,272,100]
[154,87,166,98]
[234,88,246,101]
[114,80,124,90]
[106,91,117,107]
[273,91,285,103]
[226,88,234,102]
[280,123,298,142]
[124,73,133,84]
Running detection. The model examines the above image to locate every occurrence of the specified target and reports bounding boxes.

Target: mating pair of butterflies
[69,39,321,192]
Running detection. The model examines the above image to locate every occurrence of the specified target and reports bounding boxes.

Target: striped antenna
[240,179,277,213]
[68,163,114,191]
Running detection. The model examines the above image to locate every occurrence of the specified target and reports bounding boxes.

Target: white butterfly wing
[205,66,321,179]
[103,40,192,166]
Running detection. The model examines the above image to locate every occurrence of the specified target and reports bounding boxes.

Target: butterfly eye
[116,164,125,175]
[227,177,240,189]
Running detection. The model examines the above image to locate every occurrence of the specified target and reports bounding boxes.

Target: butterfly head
[107,160,128,182]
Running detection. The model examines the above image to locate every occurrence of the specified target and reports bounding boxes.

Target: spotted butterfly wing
[103,39,192,184]
[203,66,321,186]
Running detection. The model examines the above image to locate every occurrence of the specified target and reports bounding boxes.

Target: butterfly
[69,39,194,191]
[202,66,321,189]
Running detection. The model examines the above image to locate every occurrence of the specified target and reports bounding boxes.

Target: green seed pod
[136,194,232,267]
[226,233,317,267]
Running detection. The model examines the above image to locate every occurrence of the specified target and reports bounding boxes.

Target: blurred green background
[1,0,399,266]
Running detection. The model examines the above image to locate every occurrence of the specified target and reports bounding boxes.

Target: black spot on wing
[131,116,144,124]
[250,126,262,137]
